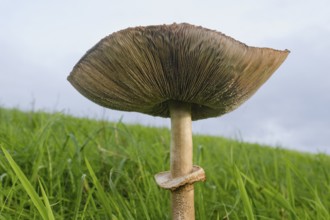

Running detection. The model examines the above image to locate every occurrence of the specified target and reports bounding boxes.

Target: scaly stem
[169,101,194,220]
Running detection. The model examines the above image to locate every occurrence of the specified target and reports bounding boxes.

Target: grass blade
[39,180,55,220]
[1,147,53,220]
[234,166,255,220]
[73,174,86,220]
[84,157,114,218]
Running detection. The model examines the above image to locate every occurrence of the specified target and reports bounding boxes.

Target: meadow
[0,107,329,219]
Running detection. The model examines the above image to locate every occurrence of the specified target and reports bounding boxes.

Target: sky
[1,0,329,154]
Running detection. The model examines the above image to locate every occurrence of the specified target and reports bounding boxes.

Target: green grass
[0,107,329,219]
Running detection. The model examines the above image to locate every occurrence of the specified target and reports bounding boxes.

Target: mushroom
[67,23,289,219]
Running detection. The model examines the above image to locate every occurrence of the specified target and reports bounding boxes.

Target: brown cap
[68,23,289,120]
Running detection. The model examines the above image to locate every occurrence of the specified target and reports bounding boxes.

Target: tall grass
[0,107,329,219]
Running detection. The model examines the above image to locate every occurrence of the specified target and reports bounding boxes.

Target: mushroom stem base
[172,185,194,220]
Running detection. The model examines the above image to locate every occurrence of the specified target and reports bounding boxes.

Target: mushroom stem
[169,101,194,220]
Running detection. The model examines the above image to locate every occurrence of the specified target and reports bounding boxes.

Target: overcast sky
[1,0,329,154]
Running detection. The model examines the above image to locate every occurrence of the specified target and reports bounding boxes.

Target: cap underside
[68,23,289,120]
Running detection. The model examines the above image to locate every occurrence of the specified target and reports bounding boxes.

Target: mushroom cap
[68,23,289,121]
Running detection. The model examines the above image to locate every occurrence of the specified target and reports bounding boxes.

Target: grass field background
[0,107,329,219]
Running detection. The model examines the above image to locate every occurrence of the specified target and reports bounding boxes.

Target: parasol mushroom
[67,23,289,219]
